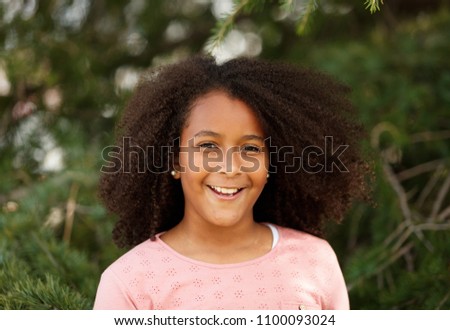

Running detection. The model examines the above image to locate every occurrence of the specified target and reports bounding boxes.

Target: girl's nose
[219,146,242,176]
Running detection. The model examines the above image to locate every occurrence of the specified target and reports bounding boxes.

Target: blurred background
[0,0,449,309]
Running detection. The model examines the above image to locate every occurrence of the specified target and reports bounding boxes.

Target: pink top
[93,224,349,310]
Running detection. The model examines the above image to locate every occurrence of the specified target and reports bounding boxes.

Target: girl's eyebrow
[193,130,264,142]
[241,134,265,142]
[193,130,221,138]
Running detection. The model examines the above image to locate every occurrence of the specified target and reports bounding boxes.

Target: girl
[93,55,371,310]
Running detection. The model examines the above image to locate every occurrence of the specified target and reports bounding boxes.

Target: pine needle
[365,0,384,14]
[206,0,253,53]
[296,0,318,36]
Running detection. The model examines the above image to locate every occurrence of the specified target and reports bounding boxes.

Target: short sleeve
[93,268,137,310]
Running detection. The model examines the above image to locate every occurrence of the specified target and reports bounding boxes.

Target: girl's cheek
[178,147,207,172]
[201,151,223,172]
[241,153,268,174]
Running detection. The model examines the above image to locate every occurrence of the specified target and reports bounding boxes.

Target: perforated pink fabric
[93,225,349,310]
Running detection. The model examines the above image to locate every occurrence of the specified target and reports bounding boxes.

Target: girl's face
[177,90,268,229]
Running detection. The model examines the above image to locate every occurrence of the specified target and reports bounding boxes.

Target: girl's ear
[171,146,181,179]
[171,170,181,179]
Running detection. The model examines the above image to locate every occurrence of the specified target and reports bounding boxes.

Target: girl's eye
[241,145,262,153]
[198,142,218,149]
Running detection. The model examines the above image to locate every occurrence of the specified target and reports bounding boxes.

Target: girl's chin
[206,214,245,227]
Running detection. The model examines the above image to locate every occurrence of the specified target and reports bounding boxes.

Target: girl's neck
[159,219,273,264]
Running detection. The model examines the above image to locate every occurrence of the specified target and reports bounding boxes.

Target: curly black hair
[99,55,372,248]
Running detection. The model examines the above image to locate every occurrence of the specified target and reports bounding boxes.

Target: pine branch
[296,0,318,36]
[438,206,450,222]
[351,123,450,291]
[416,165,445,208]
[63,182,80,244]
[437,292,450,310]
[207,0,385,51]
[397,159,447,182]
[279,0,295,11]
[206,0,257,53]
[429,174,450,222]
[0,258,91,309]
[365,0,384,14]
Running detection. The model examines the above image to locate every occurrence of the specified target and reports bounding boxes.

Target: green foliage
[207,0,381,52]
[0,259,91,309]
[0,170,121,309]
[0,0,448,310]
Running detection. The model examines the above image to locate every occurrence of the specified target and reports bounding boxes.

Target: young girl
[93,55,371,310]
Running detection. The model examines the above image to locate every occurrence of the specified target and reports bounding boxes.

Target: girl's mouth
[207,185,244,197]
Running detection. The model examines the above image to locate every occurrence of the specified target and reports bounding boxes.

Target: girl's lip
[206,185,245,200]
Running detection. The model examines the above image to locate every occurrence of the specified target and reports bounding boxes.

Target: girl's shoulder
[273,224,337,257]
[103,237,167,275]
[275,224,324,241]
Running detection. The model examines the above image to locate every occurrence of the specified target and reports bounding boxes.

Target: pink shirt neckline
[154,223,281,269]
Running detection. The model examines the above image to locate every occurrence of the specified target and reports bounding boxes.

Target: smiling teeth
[209,186,240,195]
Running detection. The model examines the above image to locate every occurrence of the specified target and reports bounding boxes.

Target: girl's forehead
[182,90,264,137]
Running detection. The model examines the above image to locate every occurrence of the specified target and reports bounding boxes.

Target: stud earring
[266,173,270,178]
[171,170,177,177]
